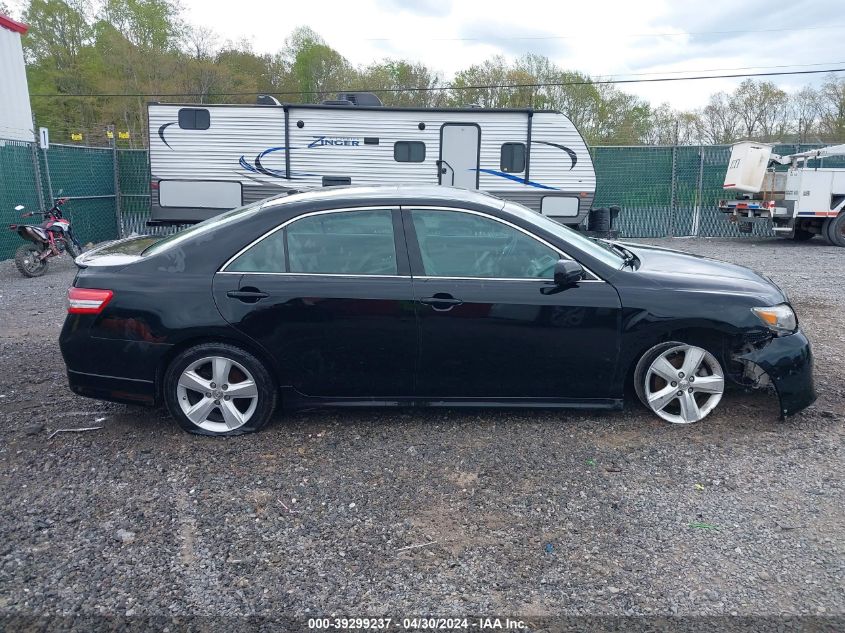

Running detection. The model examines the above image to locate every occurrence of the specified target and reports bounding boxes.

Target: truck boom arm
[771,143,845,165]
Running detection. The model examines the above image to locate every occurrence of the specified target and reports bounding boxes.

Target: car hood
[621,242,788,303]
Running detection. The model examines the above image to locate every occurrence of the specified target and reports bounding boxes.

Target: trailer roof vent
[257,94,281,106]
[336,92,383,107]
[321,99,355,106]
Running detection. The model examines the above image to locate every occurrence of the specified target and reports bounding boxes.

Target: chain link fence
[2,137,843,261]
[592,143,845,240]
[0,136,167,260]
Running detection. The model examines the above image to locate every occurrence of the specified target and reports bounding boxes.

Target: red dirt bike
[8,193,83,277]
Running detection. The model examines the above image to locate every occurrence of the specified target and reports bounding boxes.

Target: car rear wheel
[634,342,725,424]
[163,343,277,435]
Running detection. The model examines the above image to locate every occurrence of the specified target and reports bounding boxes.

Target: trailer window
[178,108,210,130]
[394,141,426,163]
[500,143,526,173]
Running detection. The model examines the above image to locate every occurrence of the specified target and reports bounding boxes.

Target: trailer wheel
[825,213,845,247]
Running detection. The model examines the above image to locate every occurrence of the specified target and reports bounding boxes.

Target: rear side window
[500,142,526,173]
[287,210,397,275]
[178,108,210,130]
[394,141,425,163]
[227,230,286,273]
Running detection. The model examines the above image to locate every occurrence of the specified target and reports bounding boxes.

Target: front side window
[411,209,559,279]
[394,141,426,163]
[500,142,526,173]
[178,108,210,130]
[287,209,397,275]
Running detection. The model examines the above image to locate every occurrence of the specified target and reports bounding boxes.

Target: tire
[634,341,725,424]
[825,213,845,247]
[64,240,80,260]
[163,342,277,436]
[791,226,815,241]
[14,243,49,278]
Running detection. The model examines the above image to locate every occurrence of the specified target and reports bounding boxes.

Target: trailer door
[439,123,480,189]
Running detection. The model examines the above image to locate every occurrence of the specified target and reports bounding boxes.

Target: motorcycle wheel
[14,244,49,278]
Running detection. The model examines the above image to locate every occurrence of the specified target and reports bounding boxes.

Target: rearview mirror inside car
[553,259,584,286]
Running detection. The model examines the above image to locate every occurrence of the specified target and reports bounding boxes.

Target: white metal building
[0,14,34,142]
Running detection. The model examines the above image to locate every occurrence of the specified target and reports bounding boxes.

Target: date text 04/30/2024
[307,617,527,630]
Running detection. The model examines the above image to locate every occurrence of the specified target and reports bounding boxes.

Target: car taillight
[67,287,113,314]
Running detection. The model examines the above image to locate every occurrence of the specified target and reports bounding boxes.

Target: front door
[213,208,418,398]
[439,123,480,189]
[403,207,621,400]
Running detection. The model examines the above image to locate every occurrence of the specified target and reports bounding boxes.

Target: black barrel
[588,207,611,232]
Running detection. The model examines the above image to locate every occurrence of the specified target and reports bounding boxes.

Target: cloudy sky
[9,0,845,109]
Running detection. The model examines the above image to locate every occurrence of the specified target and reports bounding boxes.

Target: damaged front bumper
[735,329,817,416]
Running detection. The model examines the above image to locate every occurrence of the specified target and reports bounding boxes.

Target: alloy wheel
[643,344,724,424]
[176,356,259,433]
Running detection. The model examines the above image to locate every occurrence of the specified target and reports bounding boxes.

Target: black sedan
[60,186,816,435]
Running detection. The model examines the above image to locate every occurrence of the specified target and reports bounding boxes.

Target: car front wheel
[163,343,277,435]
[634,342,725,424]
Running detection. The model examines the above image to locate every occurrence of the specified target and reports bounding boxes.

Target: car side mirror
[553,259,584,286]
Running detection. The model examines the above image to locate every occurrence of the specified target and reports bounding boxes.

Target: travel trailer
[147,94,596,226]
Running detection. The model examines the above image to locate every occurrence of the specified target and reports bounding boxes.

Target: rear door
[213,208,418,398]
[439,123,481,189]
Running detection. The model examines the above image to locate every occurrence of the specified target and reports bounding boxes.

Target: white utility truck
[719,141,845,246]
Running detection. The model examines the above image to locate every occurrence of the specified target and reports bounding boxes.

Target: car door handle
[420,294,463,311]
[227,289,269,302]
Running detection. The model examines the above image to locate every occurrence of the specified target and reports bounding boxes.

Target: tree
[449,56,512,108]
[360,59,443,107]
[730,79,789,141]
[817,75,845,142]
[19,3,845,149]
[696,92,740,144]
[792,86,820,143]
[283,26,351,102]
[100,0,182,52]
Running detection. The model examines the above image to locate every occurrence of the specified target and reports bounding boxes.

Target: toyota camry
[59,186,816,435]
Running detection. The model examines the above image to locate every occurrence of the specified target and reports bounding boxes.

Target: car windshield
[502,201,627,268]
[142,200,264,257]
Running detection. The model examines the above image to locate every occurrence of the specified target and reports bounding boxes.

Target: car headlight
[751,304,797,335]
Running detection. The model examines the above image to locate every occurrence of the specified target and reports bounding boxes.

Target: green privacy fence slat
[44,144,119,245]
[117,149,157,236]
[0,140,44,261]
[1,138,843,260]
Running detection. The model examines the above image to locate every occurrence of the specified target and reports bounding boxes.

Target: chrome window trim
[403,205,604,282]
[216,271,407,278]
[219,206,399,274]
[216,271,600,283]
[413,275,603,283]
[219,204,605,283]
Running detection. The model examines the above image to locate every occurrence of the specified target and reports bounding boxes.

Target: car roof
[260,185,507,211]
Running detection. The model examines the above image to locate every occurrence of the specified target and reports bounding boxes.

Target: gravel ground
[0,238,842,629]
